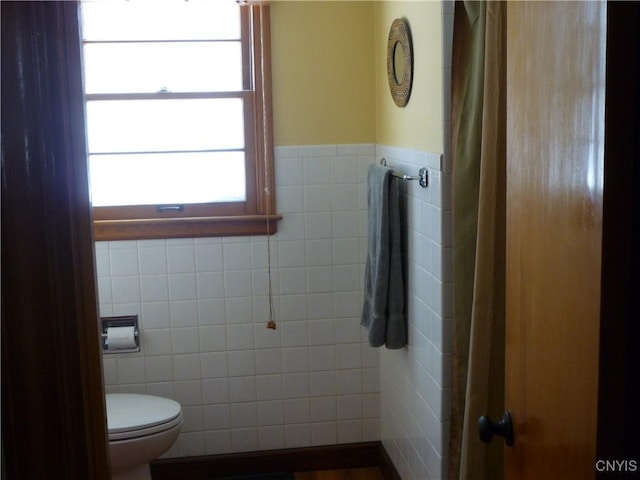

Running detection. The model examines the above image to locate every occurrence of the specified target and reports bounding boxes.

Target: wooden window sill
[93,214,282,241]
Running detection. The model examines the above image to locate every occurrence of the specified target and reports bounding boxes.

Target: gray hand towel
[361,164,407,349]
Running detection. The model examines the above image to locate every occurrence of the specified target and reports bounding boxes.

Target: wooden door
[505,2,607,478]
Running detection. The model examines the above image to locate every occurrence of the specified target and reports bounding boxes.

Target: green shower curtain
[448,1,506,479]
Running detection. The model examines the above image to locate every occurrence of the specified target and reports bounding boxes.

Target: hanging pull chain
[256,0,276,331]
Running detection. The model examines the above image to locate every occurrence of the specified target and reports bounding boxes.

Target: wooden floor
[295,467,384,480]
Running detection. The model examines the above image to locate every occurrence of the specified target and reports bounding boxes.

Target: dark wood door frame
[597,0,640,464]
[1,3,109,479]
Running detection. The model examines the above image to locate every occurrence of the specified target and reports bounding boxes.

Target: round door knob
[478,410,514,446]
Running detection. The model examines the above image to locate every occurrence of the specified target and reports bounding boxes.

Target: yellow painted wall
[270,1,443,152]
[270,2,376,146]
[374,1,443,153]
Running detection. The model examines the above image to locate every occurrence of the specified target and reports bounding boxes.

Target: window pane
[90,152,246,206]
[81,1,240,41]
[86,99,245,153]
[83,42,243,94]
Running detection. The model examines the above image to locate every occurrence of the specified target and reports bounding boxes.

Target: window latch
[156,205,184,213]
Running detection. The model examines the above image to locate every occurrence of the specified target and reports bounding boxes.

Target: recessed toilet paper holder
[101,315,140,354]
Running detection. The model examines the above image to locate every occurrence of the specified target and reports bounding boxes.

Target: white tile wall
[377,5,454,479]
[97,141,451,479]
[375,144,451,480]
[96,143,384,458]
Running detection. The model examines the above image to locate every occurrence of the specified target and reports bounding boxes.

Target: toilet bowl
[106,393,183,480]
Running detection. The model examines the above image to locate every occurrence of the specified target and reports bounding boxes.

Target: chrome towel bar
[380,158,428,188]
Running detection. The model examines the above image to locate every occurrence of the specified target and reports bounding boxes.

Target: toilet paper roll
[107,326,137,350]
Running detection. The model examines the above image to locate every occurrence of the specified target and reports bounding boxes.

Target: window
[81,0,279,241]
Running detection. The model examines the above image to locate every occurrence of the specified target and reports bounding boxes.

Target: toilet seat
[106,394,183,441]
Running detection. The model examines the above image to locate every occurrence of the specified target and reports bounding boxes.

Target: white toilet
[106,393,183,480]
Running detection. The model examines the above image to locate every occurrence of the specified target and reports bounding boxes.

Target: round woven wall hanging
[386,17,413,107]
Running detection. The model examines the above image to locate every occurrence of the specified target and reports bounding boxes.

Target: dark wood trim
[94,202,250,220]
[94,214,282,241]
[251,4,277,218]
[377,443,402,480]
[150,442,400,480]
[596,0,640,465]
[1,2,109,478]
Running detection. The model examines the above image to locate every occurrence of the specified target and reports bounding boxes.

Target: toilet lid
[106,394,182,440]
